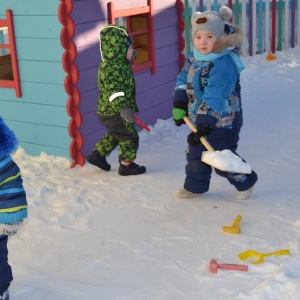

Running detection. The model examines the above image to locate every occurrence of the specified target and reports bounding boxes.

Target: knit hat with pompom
[191,6,232,39]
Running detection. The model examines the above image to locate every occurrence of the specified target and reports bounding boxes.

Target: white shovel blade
[201,149,252,174]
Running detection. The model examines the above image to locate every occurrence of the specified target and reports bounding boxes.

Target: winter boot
[118,160,146,176]
[0,289,9,300]
[236,185,254,200]
[176,188,202,199]
[86,150,111,171]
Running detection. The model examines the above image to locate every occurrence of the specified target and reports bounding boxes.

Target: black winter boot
[118,160,146,176]
[86,150,111,171]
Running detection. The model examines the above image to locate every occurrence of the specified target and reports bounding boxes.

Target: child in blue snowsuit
[0,116,27,300]
[172,6,257,199]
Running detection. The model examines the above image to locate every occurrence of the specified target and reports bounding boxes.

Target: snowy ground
[8,46,300,299]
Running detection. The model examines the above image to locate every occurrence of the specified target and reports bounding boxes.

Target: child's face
[127,46,136,62]
[193,30,217,55]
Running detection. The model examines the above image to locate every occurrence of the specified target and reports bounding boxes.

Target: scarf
[193,47,245,73]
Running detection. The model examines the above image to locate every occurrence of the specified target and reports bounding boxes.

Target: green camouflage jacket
[97,25,138,116]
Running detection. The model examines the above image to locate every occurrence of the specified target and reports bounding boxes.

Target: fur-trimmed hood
[213,25,243,53]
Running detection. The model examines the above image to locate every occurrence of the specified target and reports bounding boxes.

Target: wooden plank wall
[187,0,300,56]
[72,0,180,157]
[0,0,71,158]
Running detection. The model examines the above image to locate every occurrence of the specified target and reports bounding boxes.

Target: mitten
[120,106,135,124]
[187,126,211,147]
[172,101,188,127]
[172,108,186,126]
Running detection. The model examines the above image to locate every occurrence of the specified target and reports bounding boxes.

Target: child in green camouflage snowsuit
[86,25,146,176]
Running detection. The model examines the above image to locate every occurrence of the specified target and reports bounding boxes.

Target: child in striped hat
[0,116,27,300]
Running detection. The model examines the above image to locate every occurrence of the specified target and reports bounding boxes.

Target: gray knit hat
[191,6,232,39]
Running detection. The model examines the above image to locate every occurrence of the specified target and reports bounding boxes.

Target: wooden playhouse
[0,0,184,167]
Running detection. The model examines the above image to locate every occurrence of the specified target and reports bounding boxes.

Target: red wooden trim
[130,29,148,36]
[0,44,10,49]
[0,10,21,97]
[0,20,7,27]
[228,0,233,22]
[6,10,21,98]
[177,0,186,69]
[0,80,14,88]
[113,6,150,18]
[59,0,85,168]
[271,0,276,53]
[107,2,115,24]
[132,61,152,73]
[107,1,156,74]
[148,0,156,74]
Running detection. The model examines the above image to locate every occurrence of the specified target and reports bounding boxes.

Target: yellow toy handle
[238,249,291,264]
[232,215,242,226]
[262,249,291,257]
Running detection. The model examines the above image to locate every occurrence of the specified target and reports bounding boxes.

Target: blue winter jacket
[174,24,245,130]
[0,116,27,226]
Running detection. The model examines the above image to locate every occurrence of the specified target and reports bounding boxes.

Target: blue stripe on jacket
[0,155,27,221]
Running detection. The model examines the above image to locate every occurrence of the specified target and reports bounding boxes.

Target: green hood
[100,25,131,62]
[97,25,138,116]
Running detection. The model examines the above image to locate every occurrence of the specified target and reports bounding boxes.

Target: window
[0,10,21,97]
[0,27,13,80]
[107,1,156,74]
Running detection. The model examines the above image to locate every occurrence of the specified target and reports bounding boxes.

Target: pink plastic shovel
[209,259,248,274]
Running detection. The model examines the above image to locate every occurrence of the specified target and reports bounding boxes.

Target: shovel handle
[263,249,291,257]
[183,116,215,152]
[134,115,150,132]
[218,263,248,272]
[233,215,242,226]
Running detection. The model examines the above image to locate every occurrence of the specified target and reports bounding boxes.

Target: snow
[8,46,300,299]
[183,116,252,174]
[202,149,252,174]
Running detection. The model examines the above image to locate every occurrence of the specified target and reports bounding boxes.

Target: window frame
[107,1,156,74]
[0,10,21,98]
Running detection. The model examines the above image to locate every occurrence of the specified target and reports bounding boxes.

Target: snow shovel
[183,116,251,174]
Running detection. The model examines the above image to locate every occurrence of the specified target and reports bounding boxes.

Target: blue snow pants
[0,236,12,294]
[184,127,258,194]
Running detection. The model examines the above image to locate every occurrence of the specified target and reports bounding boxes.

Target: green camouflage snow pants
[94,113,139,161]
